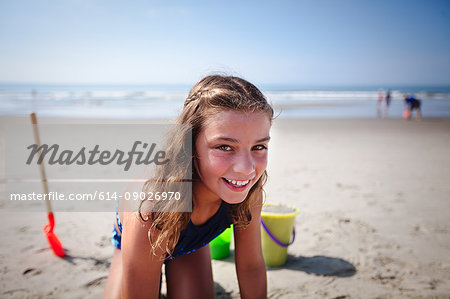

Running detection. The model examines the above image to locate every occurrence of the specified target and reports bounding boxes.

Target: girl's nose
[233,151,255,175]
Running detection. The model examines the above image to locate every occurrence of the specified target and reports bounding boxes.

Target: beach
[1,117,449,298]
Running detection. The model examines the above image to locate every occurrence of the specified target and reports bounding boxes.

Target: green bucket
[260,203,299,267]
[210,225,233,260]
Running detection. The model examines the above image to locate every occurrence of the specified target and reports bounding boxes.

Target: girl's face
[194,110,271,205]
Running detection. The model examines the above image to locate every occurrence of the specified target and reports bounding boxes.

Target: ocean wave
[1,84,449,118]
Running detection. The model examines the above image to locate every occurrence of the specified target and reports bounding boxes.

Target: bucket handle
[260,218,295,248]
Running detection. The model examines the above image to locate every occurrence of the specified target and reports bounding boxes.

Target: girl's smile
[194,110,271,205]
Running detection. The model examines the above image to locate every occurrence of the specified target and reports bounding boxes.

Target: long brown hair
[139,75,274,257]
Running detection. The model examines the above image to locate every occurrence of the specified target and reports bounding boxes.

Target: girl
[103,75,273,299]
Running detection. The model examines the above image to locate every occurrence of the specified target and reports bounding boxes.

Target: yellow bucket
[260,203,299,267]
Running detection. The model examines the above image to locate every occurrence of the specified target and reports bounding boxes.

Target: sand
[0,117,449,298]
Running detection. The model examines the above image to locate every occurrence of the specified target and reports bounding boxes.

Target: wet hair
[139,75,274,258]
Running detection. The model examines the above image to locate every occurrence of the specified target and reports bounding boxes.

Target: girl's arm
[121,212,166,299]
[234,193,267,299]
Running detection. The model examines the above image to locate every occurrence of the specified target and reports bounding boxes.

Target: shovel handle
[30,113,52,214]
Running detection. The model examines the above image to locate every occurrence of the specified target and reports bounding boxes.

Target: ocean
[1,83,449,119]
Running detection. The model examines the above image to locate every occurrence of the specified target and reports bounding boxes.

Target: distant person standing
[377,89,384,118]
[384,90,391,117]
[403,94,422,120]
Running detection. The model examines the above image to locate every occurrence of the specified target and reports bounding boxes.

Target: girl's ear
[192,154,201,180]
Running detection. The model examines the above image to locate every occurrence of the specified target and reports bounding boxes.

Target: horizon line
[1,81,449,88]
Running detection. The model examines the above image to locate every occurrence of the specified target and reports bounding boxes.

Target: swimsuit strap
[114,210,122,236]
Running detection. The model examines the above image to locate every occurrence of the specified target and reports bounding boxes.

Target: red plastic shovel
[30,113,65,257]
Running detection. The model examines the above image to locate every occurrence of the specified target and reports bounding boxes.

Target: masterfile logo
[3,123,192,212]
[26,141,169,171]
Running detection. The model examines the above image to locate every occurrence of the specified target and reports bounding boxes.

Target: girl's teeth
[226,179,249,187]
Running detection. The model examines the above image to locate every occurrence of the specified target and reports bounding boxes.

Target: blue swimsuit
[112,201,233,260]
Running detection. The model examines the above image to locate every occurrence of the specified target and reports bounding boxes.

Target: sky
[0,0,449,86]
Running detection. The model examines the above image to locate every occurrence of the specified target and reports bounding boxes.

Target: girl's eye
[252,144,268,151]
[216,145,232,151]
